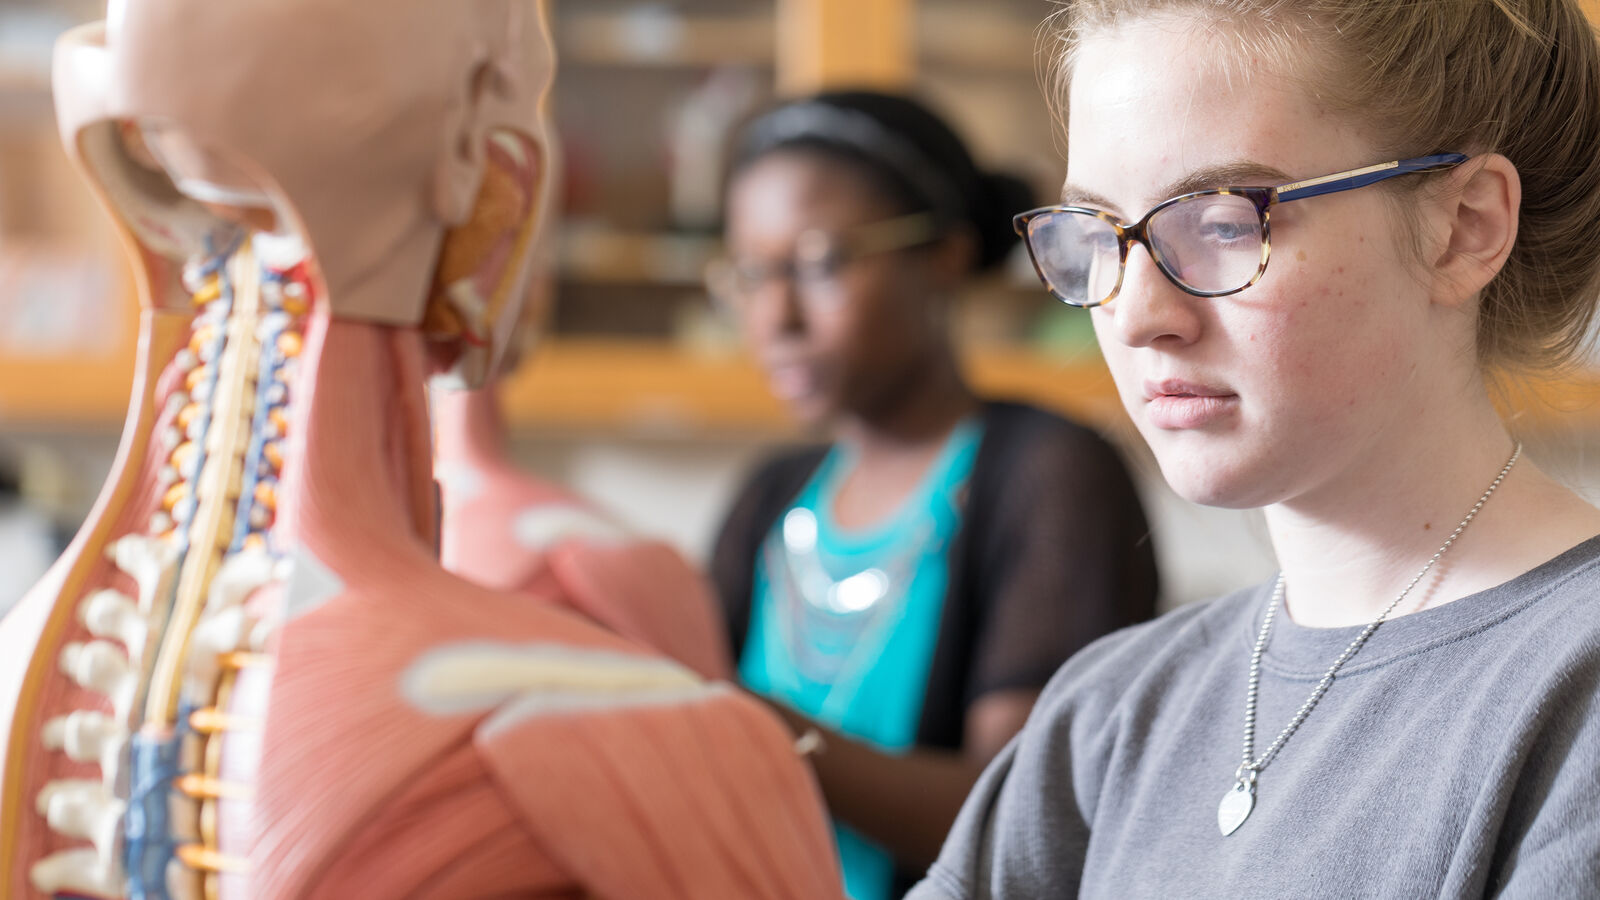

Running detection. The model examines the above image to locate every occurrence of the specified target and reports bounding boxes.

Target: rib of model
[0,2,839,898]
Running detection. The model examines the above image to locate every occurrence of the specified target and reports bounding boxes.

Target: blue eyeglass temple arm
[1272,152,1469,203]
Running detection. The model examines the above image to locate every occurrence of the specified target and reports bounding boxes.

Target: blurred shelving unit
[0,2,137,435]
[497,338,1600,439]
[524,0,1600,438]
[547,0,772,345]
[558,4,775,68]
[533,0,1111,436]
[500,338,1118,437]
[5,0,1600,441]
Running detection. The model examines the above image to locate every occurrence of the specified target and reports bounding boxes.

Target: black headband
[739,101,969,221]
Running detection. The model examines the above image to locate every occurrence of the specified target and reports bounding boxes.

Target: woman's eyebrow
[1059,183,1120,212]
[1060,161,1296,215]
[1158,162,1295,199]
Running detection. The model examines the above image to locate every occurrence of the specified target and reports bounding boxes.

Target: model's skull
[52,0,557,381]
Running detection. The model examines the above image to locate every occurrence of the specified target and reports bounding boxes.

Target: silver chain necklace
[1217,443,1523,836]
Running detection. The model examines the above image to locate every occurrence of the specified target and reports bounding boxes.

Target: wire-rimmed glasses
[706,212,939,314]
[1013,153,1469,308]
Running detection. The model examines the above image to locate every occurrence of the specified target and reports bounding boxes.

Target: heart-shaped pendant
[1217,784,1254,836]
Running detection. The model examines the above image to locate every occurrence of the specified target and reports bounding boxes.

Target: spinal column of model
[0,227,306,896]
[0,2,840,899]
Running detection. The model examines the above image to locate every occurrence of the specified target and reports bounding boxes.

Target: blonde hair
[1044,0,1600,372]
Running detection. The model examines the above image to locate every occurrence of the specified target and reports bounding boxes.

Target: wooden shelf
[5,0,1600,438]
[557,11,774,68]
[497,339,1123,437]
[559,227,720,287]
[0,351,136,428]
[555,227,1048,292]
[0,243,136,430]
[498,339,1600,439]
[7,330,1600,440]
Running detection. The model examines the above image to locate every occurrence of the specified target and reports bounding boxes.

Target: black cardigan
[710,400,1160,752]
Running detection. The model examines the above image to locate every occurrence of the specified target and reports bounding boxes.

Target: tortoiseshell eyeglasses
[1012,153,1469,308]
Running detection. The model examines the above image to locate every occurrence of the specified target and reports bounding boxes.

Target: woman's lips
[767,361,821,402]
[1143,379,1239,429]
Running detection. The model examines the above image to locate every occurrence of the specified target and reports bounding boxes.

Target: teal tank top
[740,418,983,900]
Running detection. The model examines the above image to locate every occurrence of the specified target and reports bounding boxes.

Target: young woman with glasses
[910,1,1600,897]
[708,91,1161,900]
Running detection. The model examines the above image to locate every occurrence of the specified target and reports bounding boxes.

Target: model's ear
[1430,153,1520,309]
[430,30,516,227]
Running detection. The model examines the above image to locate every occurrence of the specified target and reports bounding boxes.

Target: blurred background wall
[4,0,1600,617]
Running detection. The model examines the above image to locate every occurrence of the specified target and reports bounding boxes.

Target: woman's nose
[745,275,808,338]
[1103,243,1203,349]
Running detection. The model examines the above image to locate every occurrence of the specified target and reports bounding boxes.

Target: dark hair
[729,90,1035,272]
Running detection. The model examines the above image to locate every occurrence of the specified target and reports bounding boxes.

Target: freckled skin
[1071,16,1440,509]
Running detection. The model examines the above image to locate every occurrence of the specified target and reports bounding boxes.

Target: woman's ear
[1430,153,1520,308]
[930,225,979,283]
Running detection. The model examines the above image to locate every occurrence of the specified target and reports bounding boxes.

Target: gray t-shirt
[910,536,1600,899]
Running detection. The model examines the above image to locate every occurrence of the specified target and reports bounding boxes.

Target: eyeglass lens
[725,252,843,301]
[1027,193,1265,306]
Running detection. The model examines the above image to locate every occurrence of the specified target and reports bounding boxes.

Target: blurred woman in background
[709,91,1160,899]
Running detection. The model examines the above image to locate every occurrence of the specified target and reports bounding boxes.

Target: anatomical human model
[428,139,732,681]
[433,386,735,682]
[0,2,840,898]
